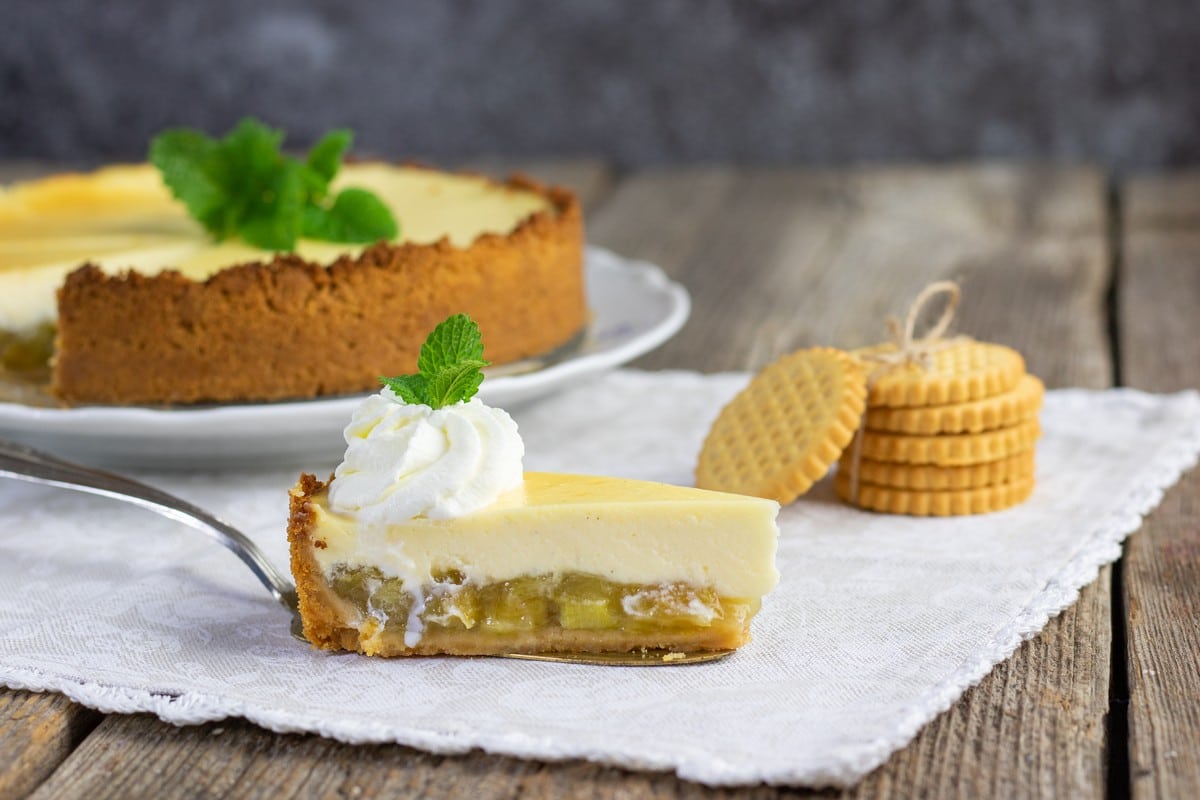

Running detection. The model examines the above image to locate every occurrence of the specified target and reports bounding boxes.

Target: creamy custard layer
[309,473,781,600]
[0,164,554,334]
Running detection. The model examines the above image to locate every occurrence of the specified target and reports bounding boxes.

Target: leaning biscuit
[854,418,1041,466]
[865,374,1044,435]
[857,339,1026,408]
[839,450,1036,491]
[835,473,1036,516]
[696,347,867,504]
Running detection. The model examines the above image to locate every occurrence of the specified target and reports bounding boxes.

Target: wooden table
[2,161,1198,799]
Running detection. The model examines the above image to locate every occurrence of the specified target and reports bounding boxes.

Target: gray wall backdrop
[4,0,1198,169]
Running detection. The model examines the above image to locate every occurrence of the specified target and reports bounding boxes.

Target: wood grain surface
[1119,172,1200,799]
[0,691,100,800]
[1,161,1195,799]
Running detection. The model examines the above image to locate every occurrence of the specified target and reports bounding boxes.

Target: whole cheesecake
[0,163,584,404]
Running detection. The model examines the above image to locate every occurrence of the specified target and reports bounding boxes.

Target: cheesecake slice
[288,314,778,658]
[288,472,780,656]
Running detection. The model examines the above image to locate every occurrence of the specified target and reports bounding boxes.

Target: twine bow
[847,280,966,502]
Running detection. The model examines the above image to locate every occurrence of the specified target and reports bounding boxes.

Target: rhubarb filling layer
[313,565,758,656]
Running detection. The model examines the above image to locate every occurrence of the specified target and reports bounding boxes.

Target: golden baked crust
[51,174,584,405]
[288,473,351,651]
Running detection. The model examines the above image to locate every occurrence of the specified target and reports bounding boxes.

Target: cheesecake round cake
[0,163,584,405]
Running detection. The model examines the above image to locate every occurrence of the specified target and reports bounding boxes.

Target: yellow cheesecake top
[308,472,781,600]
[0,163,554,334]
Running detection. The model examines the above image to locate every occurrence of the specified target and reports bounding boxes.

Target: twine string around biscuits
[865,280,962,374]
[847,280,966,502]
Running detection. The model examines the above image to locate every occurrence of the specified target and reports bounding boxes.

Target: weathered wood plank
[589,165,1110,386]
[22,165,1113,799]
[1119,172,1200,800]
[0,690,100,800]
[1124,172,1200,229]
[32,714,799,800]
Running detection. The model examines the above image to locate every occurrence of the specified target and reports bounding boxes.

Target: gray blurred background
[3,0,1197,170]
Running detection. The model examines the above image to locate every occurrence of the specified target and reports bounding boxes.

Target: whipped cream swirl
[329,389,524,523]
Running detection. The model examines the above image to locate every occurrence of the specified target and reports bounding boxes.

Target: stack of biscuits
[834,340,1043,515]
[695,282,1042,517]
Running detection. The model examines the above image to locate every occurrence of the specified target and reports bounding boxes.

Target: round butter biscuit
[839,450,1035,491]
[857,339,1025,408]
[835,473,1035,516]
[696,347,867,504]
[866,374,1044,435]
[856,418,1041,466]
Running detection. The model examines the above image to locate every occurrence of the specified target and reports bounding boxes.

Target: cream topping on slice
[329,390,524,523]
[0,164,554,334]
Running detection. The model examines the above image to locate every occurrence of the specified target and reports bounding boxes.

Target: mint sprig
[149,118,398,252]
[380,314,490,409]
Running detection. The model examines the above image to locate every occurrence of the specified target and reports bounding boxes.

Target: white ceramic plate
[0,246,689,470]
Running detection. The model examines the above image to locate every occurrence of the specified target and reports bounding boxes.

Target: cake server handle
[0,438,299,613]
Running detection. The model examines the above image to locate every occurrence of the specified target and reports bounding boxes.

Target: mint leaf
[380,374,428,405]
[238,159,304,250]
[306,129,351,186]
[380,314,491,409]
[427,359,489,408]
[417,313,487,375]
[149,118,398,251]
[150,130,231,236]
[302,188,399,243]
[222,118,285,172]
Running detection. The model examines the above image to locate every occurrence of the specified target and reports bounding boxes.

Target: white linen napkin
[1,370,1198,788]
